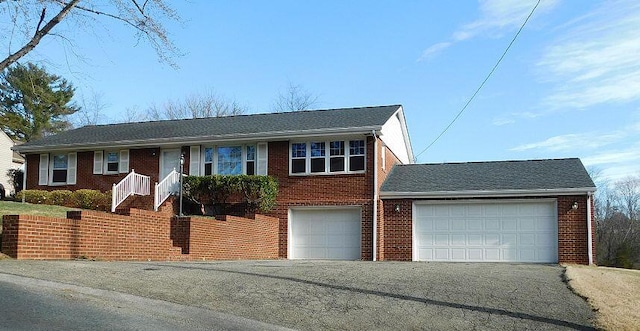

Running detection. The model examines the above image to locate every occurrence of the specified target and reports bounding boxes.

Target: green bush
[71,189,111,211]
[183,175,278,215]
[15,189,111,212]
[49,190,73,206]
[16,190,50,204]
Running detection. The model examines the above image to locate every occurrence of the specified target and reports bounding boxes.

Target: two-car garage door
[414,200,558,263]
[289,208,361,260]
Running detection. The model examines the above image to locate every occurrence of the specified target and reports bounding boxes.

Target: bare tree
[0,0,181,71]
[272,82,319,112]
[69,91,108,127]
[596,174,640,269]
[143,90,246,121]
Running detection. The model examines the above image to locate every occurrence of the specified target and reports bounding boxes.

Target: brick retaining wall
[1,209,279,261]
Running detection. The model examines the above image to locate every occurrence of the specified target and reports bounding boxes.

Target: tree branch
[0,0,80,71]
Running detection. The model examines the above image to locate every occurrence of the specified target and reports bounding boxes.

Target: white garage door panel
[414,201,558,263]
[290,208,361,260]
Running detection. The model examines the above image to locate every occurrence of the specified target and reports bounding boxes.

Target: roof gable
[16,105,402,152]
[380,158,596,196]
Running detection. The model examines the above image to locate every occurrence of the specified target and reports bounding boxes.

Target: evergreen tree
[0,63,79,142]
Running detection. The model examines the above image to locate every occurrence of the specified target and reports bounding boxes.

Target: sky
[6,0,640,182]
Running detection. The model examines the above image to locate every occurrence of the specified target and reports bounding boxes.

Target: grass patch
[565,265,640,330]
[0,200,75,219]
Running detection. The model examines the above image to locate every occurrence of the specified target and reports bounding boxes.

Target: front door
[160,149,181,179]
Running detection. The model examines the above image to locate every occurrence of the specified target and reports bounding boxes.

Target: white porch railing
[154,169,181,211]
[111,169,151,212]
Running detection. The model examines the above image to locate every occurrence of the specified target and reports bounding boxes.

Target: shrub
[71,189,111,211]
[14,189,111,212]
[6,168,23,195]
[16,190,50,204]
[49,190,73,206]
[183,175,278,215]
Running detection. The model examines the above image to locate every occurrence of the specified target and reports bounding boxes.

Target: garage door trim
[288,206,362,260]
[412,199,558,262]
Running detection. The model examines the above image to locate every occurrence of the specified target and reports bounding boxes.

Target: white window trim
[289,139,366,176]
[103,150,120,175]
[201,144,258,176]
[48,152,77,186]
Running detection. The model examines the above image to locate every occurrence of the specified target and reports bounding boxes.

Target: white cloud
[417,42,452,61]
[538,0,640,109]
[419,0,558,61]
[454,0,559,41]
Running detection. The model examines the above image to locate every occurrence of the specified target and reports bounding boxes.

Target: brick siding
[1,208,279,261]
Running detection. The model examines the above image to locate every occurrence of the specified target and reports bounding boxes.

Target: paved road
[0,260,595,330]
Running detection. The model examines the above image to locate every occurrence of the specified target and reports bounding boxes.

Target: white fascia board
[379,106,414,164]
[15,126,382,153]
[380,187,598,199]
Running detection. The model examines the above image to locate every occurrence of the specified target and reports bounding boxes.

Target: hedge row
[183,175,278,214]
[15,189,111,212]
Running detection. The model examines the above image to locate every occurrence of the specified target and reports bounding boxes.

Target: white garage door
[289,208,361,260]
[414,201,557,263]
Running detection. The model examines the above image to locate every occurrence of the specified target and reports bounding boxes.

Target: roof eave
[14,126,382,153]
[379,187,598,199]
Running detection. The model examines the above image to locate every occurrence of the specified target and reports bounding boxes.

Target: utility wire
[414,0,542,160]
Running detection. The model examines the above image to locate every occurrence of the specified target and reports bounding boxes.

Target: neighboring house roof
[380,158,596,198]
[15,105,406,153]
[12,151,25,164]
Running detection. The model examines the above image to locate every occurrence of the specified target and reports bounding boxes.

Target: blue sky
[10,0,640,181]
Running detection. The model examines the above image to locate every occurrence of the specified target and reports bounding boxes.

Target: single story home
[12,105,596,264]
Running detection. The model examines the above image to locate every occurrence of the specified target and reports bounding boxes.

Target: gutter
[14,126,383,153]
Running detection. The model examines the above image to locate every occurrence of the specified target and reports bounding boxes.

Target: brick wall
[379,199,413,261]
[379,196,595,264]
[1,209,279,261]
[26,148,161,192]
[265,138,376,259]
[557,195,594,264]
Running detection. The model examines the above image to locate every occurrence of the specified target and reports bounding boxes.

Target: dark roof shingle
[380,158,595,193]
[17,105,401,151]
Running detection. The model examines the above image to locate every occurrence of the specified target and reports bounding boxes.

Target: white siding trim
[93,151,103,174]
[257,142,268,175]
[67,152,77,185]
[119,150,129,173]
[189,146,201,176]
[38,154,49,185]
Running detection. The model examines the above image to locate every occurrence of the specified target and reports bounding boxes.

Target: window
[52,154,68,183]
[310,142,325,173]
[290,139,365,175]
[203,145,255,175]
[291,143,306,174]
[204,147,214,175]
[246,146,256,175]
[329,141,345,172]
[349,140,365,172]
[105,152,119,173]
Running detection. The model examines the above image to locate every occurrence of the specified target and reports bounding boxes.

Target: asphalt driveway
[0,260,595,330]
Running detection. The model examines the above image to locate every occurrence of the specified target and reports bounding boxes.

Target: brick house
[13,105,596,264]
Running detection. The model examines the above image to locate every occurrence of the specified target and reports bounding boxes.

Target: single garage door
[289,208,361,260]
[414,200,558,262]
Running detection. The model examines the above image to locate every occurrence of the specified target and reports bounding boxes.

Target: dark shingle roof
[381,158,595,194]
[17,105,401,152]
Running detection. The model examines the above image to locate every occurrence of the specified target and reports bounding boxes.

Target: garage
[413,200,558,262]
[289,207,361,260]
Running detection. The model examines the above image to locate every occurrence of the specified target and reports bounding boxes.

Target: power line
[414,0,542,160]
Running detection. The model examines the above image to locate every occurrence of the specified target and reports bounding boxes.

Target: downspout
[372,130,378,261]
[587,193,593,265]
[21,156,27,203]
